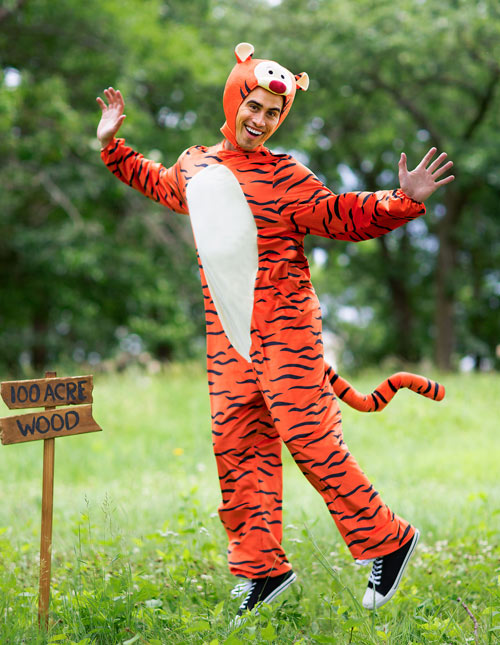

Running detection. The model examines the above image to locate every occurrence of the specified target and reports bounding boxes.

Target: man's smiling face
[234,87,283,151]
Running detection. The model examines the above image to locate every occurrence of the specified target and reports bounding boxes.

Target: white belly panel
[186,164,258,362]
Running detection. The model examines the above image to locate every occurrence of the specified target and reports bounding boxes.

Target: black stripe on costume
[285,173,314,193]
[345,525,376,537]
[356,505,383,523]
[399,524,412,545]
[335,484,364,499]
[340,506,369,521]
[274,173,294,188]
[250,526,272,533]
[284,431,315,443]
[275,162,296,176]
[347,537,369,548]
[373,390,388,404]
[361,532,393,554]
[312,450,340,468]
[321,471,347,482]
[388,378,397,393]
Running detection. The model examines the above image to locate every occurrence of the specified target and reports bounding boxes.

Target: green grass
[0,366,498,643]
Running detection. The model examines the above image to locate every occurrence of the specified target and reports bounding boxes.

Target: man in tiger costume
[97,42,453,619]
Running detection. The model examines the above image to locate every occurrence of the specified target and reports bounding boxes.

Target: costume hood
[221,42,309,150]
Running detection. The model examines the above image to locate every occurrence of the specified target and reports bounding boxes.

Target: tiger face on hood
[220,42,309,151]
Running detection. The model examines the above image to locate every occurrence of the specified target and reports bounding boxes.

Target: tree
[0,0,223,372]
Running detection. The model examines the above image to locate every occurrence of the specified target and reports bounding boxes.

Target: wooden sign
[0,372,102,629]
[1,375,93,409]
[0,404,101,445]
[0,376,100,445]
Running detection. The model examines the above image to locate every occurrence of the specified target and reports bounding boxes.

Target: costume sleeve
[274,158,425,241]
[100,137,188,214]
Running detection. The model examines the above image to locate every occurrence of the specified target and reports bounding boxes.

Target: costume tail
[326,366,445,412]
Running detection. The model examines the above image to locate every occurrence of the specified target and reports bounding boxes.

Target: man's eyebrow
[247,100,281,113]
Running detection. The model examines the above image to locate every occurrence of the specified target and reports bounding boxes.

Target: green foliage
[1,0,499,372]
[0,368,498,642]
[0,0,211,373]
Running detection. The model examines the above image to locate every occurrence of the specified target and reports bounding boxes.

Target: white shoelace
[238,581,257,611]
[368,558,383,586]
[230,580,254,598]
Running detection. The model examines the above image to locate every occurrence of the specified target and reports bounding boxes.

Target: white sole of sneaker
[362,529,420,610]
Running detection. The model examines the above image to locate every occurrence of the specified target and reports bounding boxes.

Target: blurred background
[1,0,499,376]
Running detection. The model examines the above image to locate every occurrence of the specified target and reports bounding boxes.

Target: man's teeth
[246,126,262,136]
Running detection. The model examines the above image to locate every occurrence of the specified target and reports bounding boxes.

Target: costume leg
[205,296,291,578]
[250,302,415,560]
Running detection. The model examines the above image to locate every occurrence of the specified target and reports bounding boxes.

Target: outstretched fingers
[419,147,455,184]
[427,151,448,173]
[96,87,126,148]
[434,173,455,187]
[115,88,125,109]
[399,146,455,202]
[96,96,107,112]
[104,86,116,99]
[417,146,438,170]
[99,87,123,110]
[432,159,454,179]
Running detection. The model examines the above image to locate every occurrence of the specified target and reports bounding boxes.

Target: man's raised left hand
[398,147,455,203]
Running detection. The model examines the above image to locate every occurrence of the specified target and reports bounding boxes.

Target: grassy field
[0,366,498,644]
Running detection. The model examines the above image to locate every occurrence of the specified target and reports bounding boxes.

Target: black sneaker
[362,529,420,609]
[236,569,297,617]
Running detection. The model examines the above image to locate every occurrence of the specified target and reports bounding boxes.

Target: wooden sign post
[0,372,102,629]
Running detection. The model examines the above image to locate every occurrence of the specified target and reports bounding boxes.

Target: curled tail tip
[436,383,445,401]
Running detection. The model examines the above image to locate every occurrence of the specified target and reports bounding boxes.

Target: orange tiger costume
[101,44,444,583]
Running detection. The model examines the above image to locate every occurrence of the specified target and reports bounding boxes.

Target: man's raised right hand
[96,87,126,149]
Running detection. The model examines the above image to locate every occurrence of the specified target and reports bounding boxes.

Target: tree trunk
[378,233,418,362]
[434,188,466,371]
[32,311,49,372]
[0,0,27,24]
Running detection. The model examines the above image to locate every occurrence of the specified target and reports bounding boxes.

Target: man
[97,42,454,618]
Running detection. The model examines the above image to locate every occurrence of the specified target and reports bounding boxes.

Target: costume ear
[235,42,254,63]
[295,72,309,91]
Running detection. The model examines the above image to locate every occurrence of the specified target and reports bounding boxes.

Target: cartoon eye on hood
[221,42,309,151]
[254,61,293,96]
